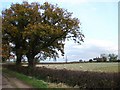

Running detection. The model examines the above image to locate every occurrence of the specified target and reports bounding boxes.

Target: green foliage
[2,1,84,66]
[2,40,10,62]
[108,53,118,62]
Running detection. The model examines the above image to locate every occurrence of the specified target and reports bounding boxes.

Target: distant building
[93,56,107,62]
[100,54,109,61]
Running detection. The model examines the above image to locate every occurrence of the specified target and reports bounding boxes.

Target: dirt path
[2,74,33,89]
[0,73,2,89]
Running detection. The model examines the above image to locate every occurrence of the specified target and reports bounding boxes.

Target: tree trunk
[28,59,35,68]
[27,54,35,68]
[16,54,22,66]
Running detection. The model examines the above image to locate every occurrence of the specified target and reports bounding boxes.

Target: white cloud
[72,38,118,52]
[62,38,118,61]
[0,0,87,7]
[51,0,117,3]
[90,0,119,2]
[92,7,97,11]
[87,39,117,48]
[57,0,87,4]
[0,0,17,2]
[49,0,119,4]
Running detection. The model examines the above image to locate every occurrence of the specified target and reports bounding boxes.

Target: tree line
[89,53,119,62]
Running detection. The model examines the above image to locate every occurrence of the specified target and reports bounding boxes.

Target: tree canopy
[2,1,84,67]
[108,53,118,62]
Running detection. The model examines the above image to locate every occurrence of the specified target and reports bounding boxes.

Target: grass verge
[3,68,48,88]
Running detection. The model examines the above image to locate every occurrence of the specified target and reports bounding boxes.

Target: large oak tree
[2,1,84,67]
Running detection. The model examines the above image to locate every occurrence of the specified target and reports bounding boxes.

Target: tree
[2,1,84,67]
[2,39,10,62]
[100,54,107,62]
[79,59,83,62]
[0,16,3,62]
[93,57,103,62]
[108,53,118,62]
[89,59,93,62]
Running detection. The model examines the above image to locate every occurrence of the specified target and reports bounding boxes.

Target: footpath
[1,73,33,89]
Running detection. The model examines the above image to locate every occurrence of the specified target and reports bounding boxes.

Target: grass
[3,68,71,88]
[36,62,119,73]
[3,68,48,88]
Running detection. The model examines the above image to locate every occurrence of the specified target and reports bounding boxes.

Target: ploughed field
[36,62,119,73]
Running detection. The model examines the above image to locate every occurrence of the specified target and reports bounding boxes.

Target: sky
[0,0,119,62]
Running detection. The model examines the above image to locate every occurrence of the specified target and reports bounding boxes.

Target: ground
[2,73,33,88]
[1,69,71,88]
[1,62,119,88]
[35,62,119,72]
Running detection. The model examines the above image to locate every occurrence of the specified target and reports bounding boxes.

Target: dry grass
[35,62,119,73]
[48,82,72,88]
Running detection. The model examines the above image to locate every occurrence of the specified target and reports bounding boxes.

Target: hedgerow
[3,64,120,89]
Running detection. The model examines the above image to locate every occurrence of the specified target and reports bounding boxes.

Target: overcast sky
[0,0,119,62]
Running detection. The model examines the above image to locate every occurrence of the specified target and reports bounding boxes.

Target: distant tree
[100,54,107,62]
[102,57,107,62]
[93,57,103,62]
[93,57,100,62]
[89,59,93,62]
[79,59,83,62]
[117,59,120,62]
[93,58,97,61]
[108,54,118,62]
[2,1,84,67]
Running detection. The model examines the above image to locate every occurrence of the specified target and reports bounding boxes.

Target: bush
[3,64,120,89]
[89,59,93,62]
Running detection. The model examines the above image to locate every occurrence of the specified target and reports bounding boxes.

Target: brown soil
[2,73,33,89]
